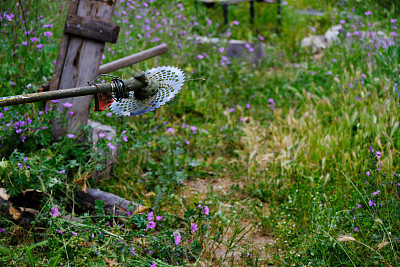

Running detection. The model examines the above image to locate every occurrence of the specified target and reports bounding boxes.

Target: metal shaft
[0,74,155,108]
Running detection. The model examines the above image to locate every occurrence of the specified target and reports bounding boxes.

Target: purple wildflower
[63,102,73,108]
[156,215,162,221]
[148,211,154,221]
[174,235,181,245]
[372,190,380,196]
[147,221,156,229]
[67,134,75,138]
[203,206,209,215]
[50,206,60,218]
[107,143,115,150]
[191,223,198,232]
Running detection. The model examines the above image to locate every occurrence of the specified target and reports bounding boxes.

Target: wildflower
[0,228,6,234]
[98,133,105,138]
[219,47,225,53]
[368,199,374,206]
[167,127,174,133]
[190,126,197,133]
[370,146,373,152]
[156,215,162,221]
[150,262,157,267]
[63,102,73,108]
[175,235,181,245]
[365,11,372,16]
[30,37,38,42]
[147,221,156,229]
[258,34,264,41]
[232,20,239,25]
[391,19,397,23]
[67,134,75,138]
[106,112,112,117]
[376,151,381,157]
[229,108,235,113]
[122,135,128,142]
[22,41,28,46]
[51,100,59,103]
[107,143,115,150]
[148,211,154,221]
[340,20,345,24]
[56,230,62,234]
[191,223,198,232]
[44,31,52,37]
[358,204,361,209]
[50,206,60,218]
[366,171,370,176]
[197,54,204,59]
[203,206,209,215]
[354,227,358,232]
[72,232,77,236]
[372,190,380,196]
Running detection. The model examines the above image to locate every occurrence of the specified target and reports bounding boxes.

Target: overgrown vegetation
[1,0,400,265]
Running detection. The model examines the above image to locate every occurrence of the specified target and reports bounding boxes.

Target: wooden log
[0,189,48,227]
[39,44,168,92]
[75,188,148,217]
[98,43,169,74]
[65,14,120,43]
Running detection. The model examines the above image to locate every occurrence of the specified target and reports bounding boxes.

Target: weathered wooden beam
[98,43,169,74]
[75,188,148,216]
[50,0,117,140]
[65,14,120,43]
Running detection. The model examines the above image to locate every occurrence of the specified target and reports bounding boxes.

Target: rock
[88,120,118,179]
[301,25,343,52]
[188,36,267,65]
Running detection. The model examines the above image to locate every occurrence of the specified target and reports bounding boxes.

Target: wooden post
[49,0,119,139]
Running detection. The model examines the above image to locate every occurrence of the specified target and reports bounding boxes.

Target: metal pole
[222,3,228,26]
[0,75,151,107]
[250,0,255,25]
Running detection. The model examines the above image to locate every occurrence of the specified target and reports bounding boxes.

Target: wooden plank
[52,0,116,139]
[98,43,168,74]
[49,1,79,92]
[65,14,120,43]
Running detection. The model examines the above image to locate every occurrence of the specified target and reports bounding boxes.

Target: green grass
[1,0,400,266]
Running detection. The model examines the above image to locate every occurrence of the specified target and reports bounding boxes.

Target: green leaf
[26,247,36,267]
[0,246,11,256]
[50,253,61,267]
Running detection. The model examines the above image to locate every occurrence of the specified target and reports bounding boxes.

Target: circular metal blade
[110,66,185,117]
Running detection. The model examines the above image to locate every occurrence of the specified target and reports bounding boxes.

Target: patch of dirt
[181,177,277,266]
